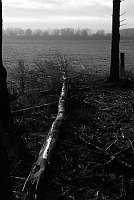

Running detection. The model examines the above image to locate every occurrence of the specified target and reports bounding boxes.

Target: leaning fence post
[120,52,125,75]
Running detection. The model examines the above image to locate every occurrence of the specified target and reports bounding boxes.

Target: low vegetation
[7,53,134,200]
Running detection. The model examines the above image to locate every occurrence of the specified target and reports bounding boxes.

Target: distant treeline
[3,28,134,40]
[3,28,111,40]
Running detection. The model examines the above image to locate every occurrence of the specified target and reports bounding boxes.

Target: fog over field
[2,0,134,79]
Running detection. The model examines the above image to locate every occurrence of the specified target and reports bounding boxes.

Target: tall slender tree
[0,0,13,199]
[108,0,121,82]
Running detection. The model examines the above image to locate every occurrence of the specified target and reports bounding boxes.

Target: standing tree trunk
[108,0,121,82]
[0,132,13,200]
[0,0,13,199]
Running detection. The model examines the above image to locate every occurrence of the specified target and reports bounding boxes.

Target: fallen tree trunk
[23,74,68,199]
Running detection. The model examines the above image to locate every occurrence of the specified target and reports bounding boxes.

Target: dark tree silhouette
[108,0,121,82]
[0,0,13,199]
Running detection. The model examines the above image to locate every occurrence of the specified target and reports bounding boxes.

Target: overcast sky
[2,0,134,32]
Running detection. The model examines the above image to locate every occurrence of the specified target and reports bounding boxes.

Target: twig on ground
[105,139,118,153]
[12,101,58,116]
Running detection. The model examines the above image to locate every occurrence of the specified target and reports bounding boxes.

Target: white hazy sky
[2,0,134,31]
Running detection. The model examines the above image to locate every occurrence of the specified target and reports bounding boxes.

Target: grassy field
[3,38,134,82]
[3,38,134,199]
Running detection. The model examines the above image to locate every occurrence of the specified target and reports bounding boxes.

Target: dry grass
[6,52,134,200]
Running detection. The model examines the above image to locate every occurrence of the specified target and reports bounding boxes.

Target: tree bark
[23,75,68,199]
[109,0,121,82]
[0,132,13,200]
[0,1,13,199]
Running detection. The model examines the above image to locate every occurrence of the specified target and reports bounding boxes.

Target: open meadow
[3,38,134,83]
